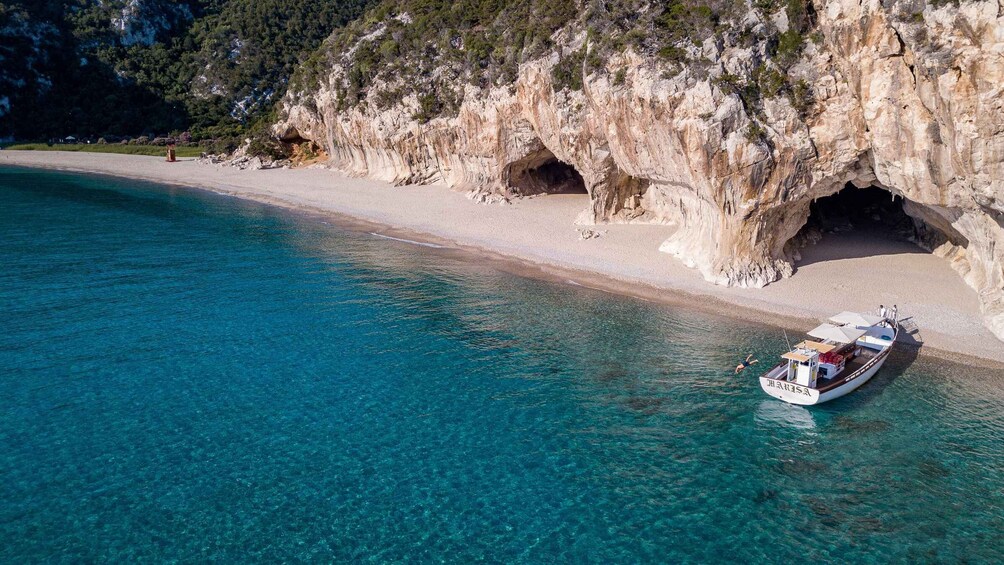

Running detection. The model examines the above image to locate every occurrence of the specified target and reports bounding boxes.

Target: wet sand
[2,150,1000,365]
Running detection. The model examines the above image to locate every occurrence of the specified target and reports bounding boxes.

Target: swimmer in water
[735,354,759,374]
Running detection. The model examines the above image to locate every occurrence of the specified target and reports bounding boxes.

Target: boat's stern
[759,376,820,405]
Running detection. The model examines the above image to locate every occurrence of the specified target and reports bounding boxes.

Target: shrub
[714,73,762,114]
[775,30,804,68]
[551,48,586,92]
[658,45,687,64]
[755,65,787,97]
[586,47,605,75]
[790,79,813,116]
[746,121,767,143]
[613,68,627,86]
[413,92,443,123]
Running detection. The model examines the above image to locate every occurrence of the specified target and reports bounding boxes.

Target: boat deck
[760,319,898,403]
[814,348,878,392]
[763,346,884,392]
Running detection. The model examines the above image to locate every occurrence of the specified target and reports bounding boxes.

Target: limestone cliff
[275,0,1004,340]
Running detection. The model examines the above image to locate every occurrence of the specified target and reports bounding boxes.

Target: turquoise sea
[1,167,1002,563]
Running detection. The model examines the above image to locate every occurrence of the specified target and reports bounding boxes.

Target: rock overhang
[273,0,1004,340]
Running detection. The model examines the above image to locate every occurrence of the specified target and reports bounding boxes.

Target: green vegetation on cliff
[290,0,578,121]
[2,0,818,146]
[0,0,373,142]
[288,0,817,125]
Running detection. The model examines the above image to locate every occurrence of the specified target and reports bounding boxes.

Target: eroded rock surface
[276,0,1004,339]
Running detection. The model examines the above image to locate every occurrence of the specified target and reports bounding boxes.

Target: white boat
[759,311,899,405]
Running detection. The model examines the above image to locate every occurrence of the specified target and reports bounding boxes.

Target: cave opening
[791,184,936,265]
[808,186,914,235]
[506,149,587,197]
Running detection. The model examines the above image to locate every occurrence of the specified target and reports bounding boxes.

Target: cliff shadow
[505,148,587,197]
[793,185,931,268]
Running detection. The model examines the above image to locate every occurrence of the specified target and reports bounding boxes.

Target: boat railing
[763,363,788,380]
[840,330,897,383]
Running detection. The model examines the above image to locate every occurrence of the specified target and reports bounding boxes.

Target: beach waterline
[1,168,1003,562]
[2,150,999,364]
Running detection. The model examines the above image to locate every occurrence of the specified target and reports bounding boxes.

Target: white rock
[274,1,1004,340]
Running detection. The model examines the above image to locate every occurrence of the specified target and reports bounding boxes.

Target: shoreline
[3,150,1002,368]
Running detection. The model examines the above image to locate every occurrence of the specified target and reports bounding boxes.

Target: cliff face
[276,0,1004,340]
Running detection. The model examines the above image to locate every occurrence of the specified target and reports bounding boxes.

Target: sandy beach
[3,150,1001,365]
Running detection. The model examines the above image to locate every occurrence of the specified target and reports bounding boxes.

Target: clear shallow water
[1,167,1003,563]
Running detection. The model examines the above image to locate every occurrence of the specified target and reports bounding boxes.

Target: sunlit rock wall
[277,0,1004,339]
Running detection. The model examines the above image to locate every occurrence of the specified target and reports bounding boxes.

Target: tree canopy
[0,0,373,140]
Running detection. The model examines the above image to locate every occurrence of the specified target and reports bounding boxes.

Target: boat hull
[759,376,820,405]
[759,352,890,406]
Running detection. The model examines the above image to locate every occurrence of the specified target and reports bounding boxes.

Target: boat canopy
[796,340,836,353]
[808,323,867,343]
[782,351,813,362]
[828,311,883,328]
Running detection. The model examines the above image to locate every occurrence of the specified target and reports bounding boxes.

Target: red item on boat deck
[819,351,844,365]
